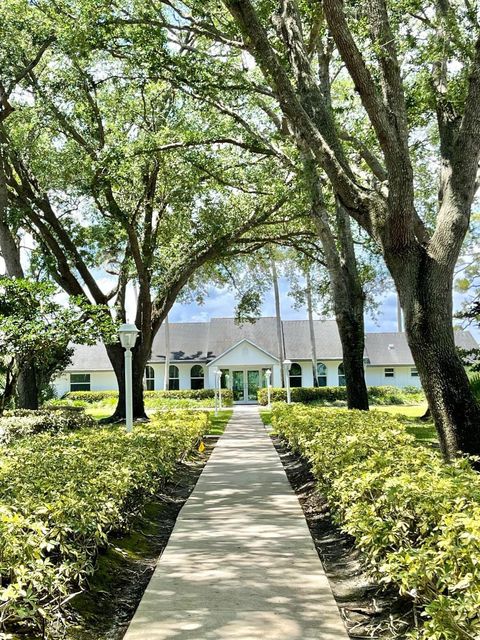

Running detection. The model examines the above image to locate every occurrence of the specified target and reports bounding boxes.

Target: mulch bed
[271,434,415,640]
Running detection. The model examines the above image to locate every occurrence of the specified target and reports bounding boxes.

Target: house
[54,317,478,402]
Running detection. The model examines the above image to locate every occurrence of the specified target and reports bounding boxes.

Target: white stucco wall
[54,371,118,397]
[365,365,421,388]
[53,357,422,398]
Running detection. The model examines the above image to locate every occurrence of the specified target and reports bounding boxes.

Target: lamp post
[118,323,139,432]
[265,368,272,408]
[283,359,292,404]
[215,369,222,413]
[213,367,219,416]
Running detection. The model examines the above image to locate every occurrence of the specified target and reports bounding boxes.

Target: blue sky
[168,276,479,338]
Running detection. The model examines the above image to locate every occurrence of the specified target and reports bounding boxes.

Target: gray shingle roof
[364,330,478,365]
[65,318,478,370]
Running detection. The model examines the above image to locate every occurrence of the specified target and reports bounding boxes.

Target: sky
[167,275,480,339]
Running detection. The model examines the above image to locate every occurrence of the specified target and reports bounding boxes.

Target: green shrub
[257,385,424,406]
[0,410,208,636]
[271,404,480,640]
[0,409,96,446]
[65,388,234,406]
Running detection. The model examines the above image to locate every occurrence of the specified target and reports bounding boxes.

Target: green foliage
[272,404,480,640]
[0,408,96,445]
[63,389,234,406]
[257,385,424,406]
[0,410,208,635]
[469,372,480,402]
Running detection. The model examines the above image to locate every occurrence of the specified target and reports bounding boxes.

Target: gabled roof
[207,338,279,366]
[64,318,479,371]
[364,330,478,365]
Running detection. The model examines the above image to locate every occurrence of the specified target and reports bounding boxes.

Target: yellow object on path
[198,441,205,453]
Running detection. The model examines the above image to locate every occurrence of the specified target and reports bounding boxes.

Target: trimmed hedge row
[271,404,480,640]
[0,408,96,446]
[64,388,234,405]
[257,385,424,406]
[0,410,208,635]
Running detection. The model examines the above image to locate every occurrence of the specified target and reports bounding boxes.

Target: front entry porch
[231,368,266,403]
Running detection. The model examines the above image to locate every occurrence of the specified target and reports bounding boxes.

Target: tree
[0,278,108,412]
[0,0,293,419]
[213,0,480,458]
[108,0,371,408]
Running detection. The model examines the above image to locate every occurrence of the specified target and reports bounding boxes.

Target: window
[144,366,155,391]
[70,373,90,392]
[289,363,302,388]
[385,367,395,378]
[338,363,346,387]
[169,365,180,391]
[190,365,204,390]
[317,362,327,387]
[411,367,419,377]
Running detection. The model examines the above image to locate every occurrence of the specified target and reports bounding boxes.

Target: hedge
[0,410,208,635]
[271,404,480,640]
[257,385,424,406]
[64,388,234,406]
[0,408,96,446]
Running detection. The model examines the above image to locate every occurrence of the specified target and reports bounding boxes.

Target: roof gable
[208,338,279,367]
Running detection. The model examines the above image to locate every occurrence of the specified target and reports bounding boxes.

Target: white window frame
[169,365,180,390]
[317,362,327,387]
[145,365,155,391]
[384,367,395,378]
[70,373,91,392]
[411,367,419,377]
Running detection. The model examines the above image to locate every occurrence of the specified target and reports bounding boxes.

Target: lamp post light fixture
[118,323,140,433]
[283,359,292,404]
[265,368,272,408]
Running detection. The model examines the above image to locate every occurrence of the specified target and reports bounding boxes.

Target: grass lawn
[85,405,233,435]
[207,410,232,435]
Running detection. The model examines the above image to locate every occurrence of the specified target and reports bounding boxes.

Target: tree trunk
[104,342,148,421]
[271,258,285,386]
[1,156,40,409]
[308,165,369,410]
[392,251,480,459]
[163,314,170,391]
[306,271,319,387]
[16,361,39,409]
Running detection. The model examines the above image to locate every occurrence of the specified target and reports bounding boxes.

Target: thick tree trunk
[16,361,39,409]
[391,251,480,458]
[104,342,148,422]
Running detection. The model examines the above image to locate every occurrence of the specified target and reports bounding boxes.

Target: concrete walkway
[123,406,349,640]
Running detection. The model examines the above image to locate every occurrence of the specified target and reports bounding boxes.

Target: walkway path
[124,406,349,640]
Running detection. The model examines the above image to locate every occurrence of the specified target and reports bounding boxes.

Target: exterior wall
[365,365,421,388]
[54,360,421,397]
[54,371,118,397]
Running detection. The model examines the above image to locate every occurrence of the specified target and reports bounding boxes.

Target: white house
[54,317,478,402]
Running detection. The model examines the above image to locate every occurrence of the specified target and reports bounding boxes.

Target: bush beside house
[257,385,424,406]
[271,404,480,639]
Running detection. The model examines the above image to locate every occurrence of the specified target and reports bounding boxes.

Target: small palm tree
[469,373,480,403]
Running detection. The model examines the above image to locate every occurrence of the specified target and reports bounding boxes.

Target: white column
[125,348,133,432]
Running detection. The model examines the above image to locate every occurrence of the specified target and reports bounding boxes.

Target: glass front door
[231,369,261,402]
[232,370,245,402]
[247,370,260,401]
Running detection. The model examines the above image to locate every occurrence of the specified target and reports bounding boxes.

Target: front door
[247,370,260,401]
[232,369,260,403]
[232,370,245,402]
